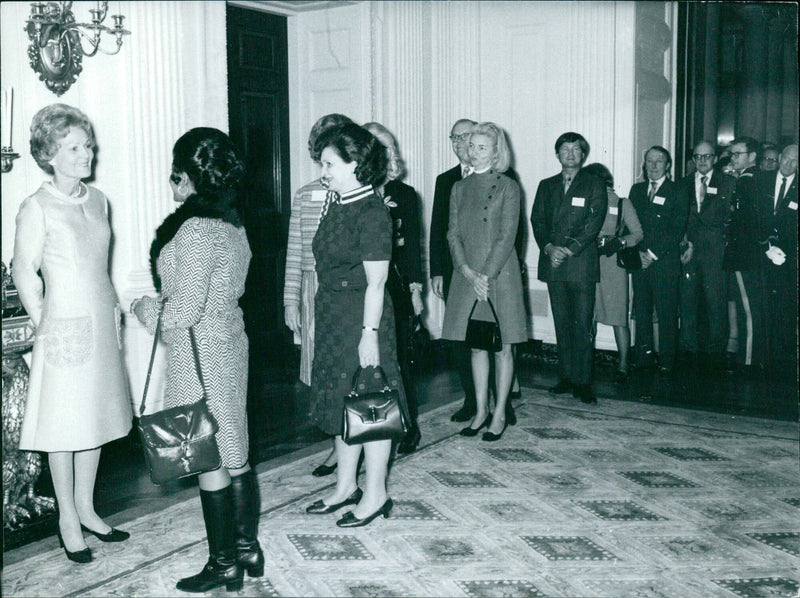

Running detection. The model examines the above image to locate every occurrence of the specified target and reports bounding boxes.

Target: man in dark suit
[755,144,797,375]
[724,136,764,371]
[629,146,688,375]
[678,140,736,368]
[531,132,607,403]
[430,118,478,422]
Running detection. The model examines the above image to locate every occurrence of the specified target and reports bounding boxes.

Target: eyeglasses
[449,133,471,142]
[730,151,752,158]
[693,153,715,161]
[762,157,778,163]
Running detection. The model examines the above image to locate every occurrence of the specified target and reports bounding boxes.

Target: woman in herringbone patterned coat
[133,128,257,593]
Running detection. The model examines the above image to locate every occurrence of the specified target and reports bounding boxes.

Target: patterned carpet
[3,389,799,598]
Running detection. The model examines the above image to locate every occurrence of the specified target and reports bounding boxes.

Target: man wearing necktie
[531,132,607,404]
[627,146,688,374]
[754,144,798,375]
[677,141,736,369]
[430,119,480,421]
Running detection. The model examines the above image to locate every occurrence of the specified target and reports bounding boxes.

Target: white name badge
[707,186,718,194]
[789,201,798,211]
[609,206,618,215]
[653,195,666,205]
[310,190,326,202]
[572,197,585,207]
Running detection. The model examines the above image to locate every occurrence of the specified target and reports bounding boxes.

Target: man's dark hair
[554,132,590,156]
[731,136,760,155]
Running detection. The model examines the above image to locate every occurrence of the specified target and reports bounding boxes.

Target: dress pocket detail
[42,316,94,367]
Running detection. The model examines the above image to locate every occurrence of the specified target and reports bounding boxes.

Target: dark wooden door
[227,7,297,450]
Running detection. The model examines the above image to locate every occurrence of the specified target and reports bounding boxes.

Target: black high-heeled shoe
[459,415,492,437]
[482,421,508,442]
[57,531,93,564]
[306,487,363,514]
[311,462,337,477]
[81,524,130,542]
[336,498,393,527]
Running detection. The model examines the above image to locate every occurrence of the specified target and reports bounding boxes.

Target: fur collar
[149,193,242,291]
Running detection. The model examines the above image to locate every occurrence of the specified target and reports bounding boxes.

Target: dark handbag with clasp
[614,198,643,271]
[342,366,408,445]
[137,316,221,486]
[465,298,502,352]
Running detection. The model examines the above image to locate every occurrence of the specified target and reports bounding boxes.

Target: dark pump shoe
[573,384,597,404]
[81,524,130,542]
[459,415,492,437]
[336,498,393,528]
[506,397,518,426]
[397,426,421,454]
[549,380,573,395]
[450,405,476,422]
[311,462,337,477]
[57,531,93,564]
[482,423,507,442]
[306,487,363,514]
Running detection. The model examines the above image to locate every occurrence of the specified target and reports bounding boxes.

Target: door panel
[227,6,295,451]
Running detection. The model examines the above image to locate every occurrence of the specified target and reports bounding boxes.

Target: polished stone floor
[2,384,799,597]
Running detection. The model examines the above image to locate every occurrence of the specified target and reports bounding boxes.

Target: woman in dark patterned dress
[305,123,405,527]
[132,128,258,593]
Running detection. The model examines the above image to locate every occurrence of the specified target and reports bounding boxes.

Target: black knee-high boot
[176,486,244,593]
[230,469,264,577]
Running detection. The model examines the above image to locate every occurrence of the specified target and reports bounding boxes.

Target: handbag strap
[138,315,206,416]
[350,366,391,395]
[467,298,501,325]
[614,197,626,237]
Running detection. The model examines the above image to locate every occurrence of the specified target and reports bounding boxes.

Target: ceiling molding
[228,0,360,16]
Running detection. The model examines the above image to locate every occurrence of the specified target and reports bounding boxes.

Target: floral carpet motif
[3,390,799,597]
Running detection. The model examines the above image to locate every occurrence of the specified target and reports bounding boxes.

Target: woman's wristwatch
[620,238,627,248]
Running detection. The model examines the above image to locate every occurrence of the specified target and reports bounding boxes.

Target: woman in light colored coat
[441,122,526,442]
[584,162,643,381]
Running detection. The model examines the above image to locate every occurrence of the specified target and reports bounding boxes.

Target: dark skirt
[310,286,406,436]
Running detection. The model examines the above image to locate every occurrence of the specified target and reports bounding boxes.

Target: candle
[1,88,7,148]
[7,87,13,148]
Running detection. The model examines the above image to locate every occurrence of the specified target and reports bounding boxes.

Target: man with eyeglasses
[724,136,765,372]
[754,144,797,375]
[759,145,780,172]
[677,141,736,370]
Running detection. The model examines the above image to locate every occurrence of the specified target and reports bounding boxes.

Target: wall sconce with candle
[1,88,20,173]
[25,1,130,96]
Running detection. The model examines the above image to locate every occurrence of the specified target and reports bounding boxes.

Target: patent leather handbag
[465,298,502,352]
[342,366,408,445]
[137,316,221,486]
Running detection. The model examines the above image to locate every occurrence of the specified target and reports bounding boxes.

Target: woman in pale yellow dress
[13,104,132,564]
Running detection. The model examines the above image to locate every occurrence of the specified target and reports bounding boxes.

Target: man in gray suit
[531,132,607,403]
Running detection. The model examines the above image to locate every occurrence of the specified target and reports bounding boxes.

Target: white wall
[285,1,670,348]
[1,1,229,404]
[1,0,678,399]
